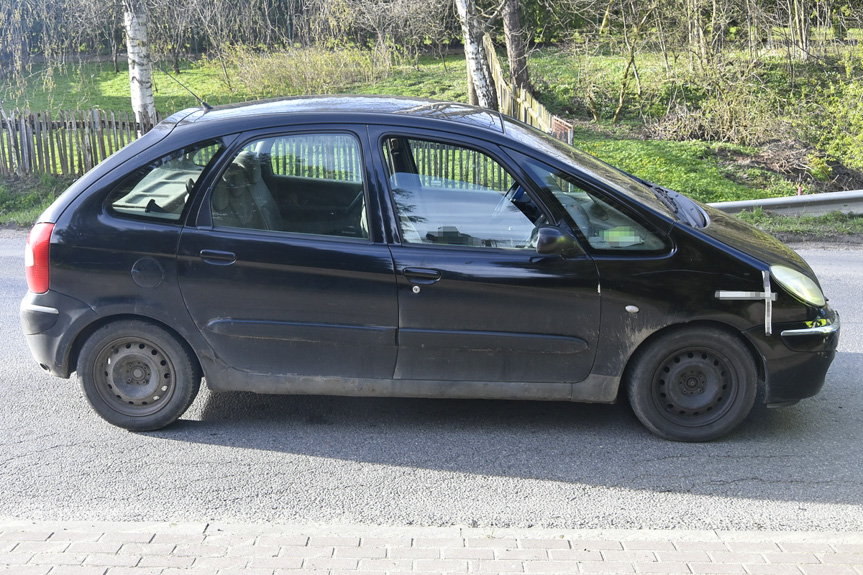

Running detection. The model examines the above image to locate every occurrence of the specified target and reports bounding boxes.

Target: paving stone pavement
[0,521,861,574]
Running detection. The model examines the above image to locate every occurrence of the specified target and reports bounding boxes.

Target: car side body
[20,96,840,441]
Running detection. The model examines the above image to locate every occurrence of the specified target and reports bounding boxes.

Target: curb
[1,520,862,574]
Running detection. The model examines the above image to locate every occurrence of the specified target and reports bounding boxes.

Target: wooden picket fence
[0,109,161,178]
[483,35,574,145]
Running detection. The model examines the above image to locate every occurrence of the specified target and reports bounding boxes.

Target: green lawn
[737,209,863,238]
[1,60,249,114]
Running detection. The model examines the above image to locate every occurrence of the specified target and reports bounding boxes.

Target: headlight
[771,265,825,307]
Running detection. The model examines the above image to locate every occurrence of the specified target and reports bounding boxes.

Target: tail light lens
[25,223,54,294]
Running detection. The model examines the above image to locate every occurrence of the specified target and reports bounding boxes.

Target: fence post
[95,109,108,162]
[73,111,84,176]
[34,111,46,174]
[45,111,57,175]
[0,103,18,176]
[18,111,32,176]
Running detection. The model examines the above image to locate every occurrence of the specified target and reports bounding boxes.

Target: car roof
[175,95,507,134]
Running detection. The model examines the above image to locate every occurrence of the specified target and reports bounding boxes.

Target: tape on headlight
[770,265,826,307]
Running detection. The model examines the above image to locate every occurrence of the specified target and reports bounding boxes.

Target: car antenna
[157,63,213,111]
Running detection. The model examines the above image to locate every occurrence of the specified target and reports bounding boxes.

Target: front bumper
[746,308,840,405]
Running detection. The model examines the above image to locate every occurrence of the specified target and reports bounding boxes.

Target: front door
[377,133,600,384]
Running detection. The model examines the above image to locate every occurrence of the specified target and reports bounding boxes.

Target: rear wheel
[77,320,201,431]
[626,326,757,442]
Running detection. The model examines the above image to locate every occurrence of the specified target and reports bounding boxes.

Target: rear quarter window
[106,141,222,222]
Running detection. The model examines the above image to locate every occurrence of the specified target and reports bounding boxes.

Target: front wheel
[626,326,758,442]
[77,320,201,431]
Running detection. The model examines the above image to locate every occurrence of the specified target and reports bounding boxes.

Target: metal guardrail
[709,190,863,216]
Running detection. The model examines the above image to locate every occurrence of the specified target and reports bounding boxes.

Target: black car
[20,96,839,441]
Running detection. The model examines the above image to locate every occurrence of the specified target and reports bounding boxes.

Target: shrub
[645,61,786,146]
[223,45,390,97]
[800,51,863,172]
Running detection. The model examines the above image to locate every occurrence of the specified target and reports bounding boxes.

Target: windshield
[503,118,676,219]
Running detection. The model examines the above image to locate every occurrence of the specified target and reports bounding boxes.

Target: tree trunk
[686,0,708,72]
[792,0,810,61]
[0,99,20,175]
[502,0,530,90]
[124,0,157,127]
[466,63,478,106]
[454,0,498,111]
[613,3,653,124]
[112,35,120,74]
[15,19,31,73]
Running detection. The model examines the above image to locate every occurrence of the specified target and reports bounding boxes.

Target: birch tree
[124,0,157,125]
[454,0,498,110]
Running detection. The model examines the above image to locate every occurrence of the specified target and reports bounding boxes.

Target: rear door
[373,130,601,385]
[177,129,398,379]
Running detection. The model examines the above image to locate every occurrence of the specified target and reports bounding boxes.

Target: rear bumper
[20,290,97,378]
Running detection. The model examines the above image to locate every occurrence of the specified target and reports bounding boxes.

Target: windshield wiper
[643,182,709,228]
[645,182,678,214]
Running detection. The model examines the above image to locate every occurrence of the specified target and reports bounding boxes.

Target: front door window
[382,137,544,247]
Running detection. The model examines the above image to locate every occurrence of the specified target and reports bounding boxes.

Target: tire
[626,326,758,442]
[77,320,201,431]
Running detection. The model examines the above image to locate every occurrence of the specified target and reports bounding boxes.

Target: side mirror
[535,226,581,257]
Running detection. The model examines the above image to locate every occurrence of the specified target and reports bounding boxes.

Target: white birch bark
[454,0,498,111]
[124,0,157,126]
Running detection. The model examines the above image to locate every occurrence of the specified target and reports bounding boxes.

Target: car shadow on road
[148,351,863,506]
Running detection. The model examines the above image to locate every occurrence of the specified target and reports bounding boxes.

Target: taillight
[25,223,54,294]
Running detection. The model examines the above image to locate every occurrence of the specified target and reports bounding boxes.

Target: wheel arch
[68,313,203,380]
[622,320,766,395]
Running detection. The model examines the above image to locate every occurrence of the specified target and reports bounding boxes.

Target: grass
[737,208,863,238]
[1,59,252,114]
[0,54,470,114]
[351,54,469,102]
[569,132,793,203]
[0,175,70,226]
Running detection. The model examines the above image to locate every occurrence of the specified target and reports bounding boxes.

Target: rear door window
[210,133,368,239]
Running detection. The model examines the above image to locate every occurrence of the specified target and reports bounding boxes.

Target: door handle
[403,267,442,285]
[199,249,237,265]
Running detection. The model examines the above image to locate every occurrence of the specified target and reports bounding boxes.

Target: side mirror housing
[535,226,581,257]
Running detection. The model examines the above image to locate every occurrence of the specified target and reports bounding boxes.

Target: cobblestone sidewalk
[1,520,861,574]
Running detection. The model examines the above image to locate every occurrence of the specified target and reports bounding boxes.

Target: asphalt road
[1,229,861,530]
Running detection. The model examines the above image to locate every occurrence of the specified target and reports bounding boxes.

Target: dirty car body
[20,96,840,441]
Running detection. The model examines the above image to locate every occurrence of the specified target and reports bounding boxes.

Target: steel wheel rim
[93,337,177,417]
[651,347,738,427]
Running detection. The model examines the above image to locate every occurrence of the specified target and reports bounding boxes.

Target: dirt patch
[716,140,863,194]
